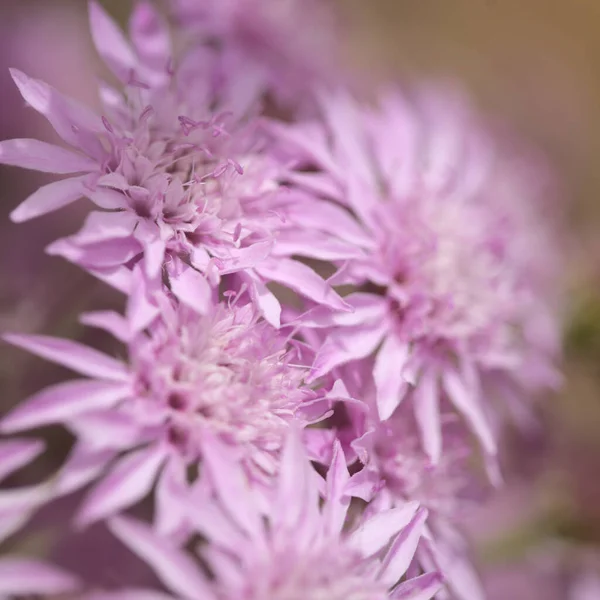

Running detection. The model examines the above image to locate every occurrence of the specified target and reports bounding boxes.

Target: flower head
[274,88,563,460]
[102,430,443,600]
[1,292,322,527]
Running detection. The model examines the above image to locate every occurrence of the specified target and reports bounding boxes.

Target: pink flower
[95,430,443,600]
[0,1,349,326]
[273,88,562,461]
[1,293,326,530]
[170,0,339,112]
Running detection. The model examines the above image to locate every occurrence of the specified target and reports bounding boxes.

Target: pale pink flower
[0,557,80,598]
[1,292,326,530]
[273,88,562,461]
[92,430,443,600]
[0,2,349,325]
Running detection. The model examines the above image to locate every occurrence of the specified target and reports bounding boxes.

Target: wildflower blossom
[1,292,326,530]
[273,88,562,461]
[92,430,443,600]
[0,1,348,324]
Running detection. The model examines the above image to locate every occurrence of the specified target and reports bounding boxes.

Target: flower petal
[443,370,496,455]
[0,438,44,482]
[108,516,216,600]
[309,322,386,382]
[169,266,213,315]
[390,572,445,600]
[0,559,80,596]
[0,138,96,173]
[378,507,428,587]
[348,502,420,558]
[1,380,130,434]
[255,258,350,313]
[3,333,129,382]
[88,1,138,81]
[10,176,85,222]
[374,334,411,420]
[10,68,103,147]
[413,370,442,464]
[77,445,167,526]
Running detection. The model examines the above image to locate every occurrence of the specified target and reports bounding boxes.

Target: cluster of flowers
[0,1,562,599]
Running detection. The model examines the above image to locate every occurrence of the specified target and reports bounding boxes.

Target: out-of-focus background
[1,1,599,597]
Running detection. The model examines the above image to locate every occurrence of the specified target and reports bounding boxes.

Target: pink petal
[10,68,103,147]
[348,502,419,558]
[127,269,161,333]
[108,516,216,600]
[80,310,131,343]
[47,236,141,268]
[246,273,281,327]
[1,380,130,433]
[88,1,138,82]
[282,194,373,248]
[74,211,139,244]
[218,240,274,274]
[77,445,167,526]
[274,428,319,532]
[309,322,386,382]
[0,559,80,596]
[255,258,350,312]
[413,370,442,464]
[443,370,497,455]
[155,457,188,537]
[298,293,387,329]
[390,573,445,600]
[201,433,261,537]
[129,1,171,69]
[0,484,51,543]
[69,410,145,451]
[0,138,96,173]
[0,439,44,482]
[169,265,213,314]
[374,334,411,420]
[3,333,129,382]
[144,238,166,279]
[378,507,428,587]
[10,176,85,222]
[53,443,117,498]
[322,440,350,535]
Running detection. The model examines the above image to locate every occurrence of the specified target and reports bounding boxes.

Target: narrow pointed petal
[255,258,351,312]
[80,311,131,343]
[9,68,103,146]
[0,439,44,482]
[0,560,80,596]
[309,323,386,382]
[10,176,84,222]
[443,370,497,455]
[390,572,445,600]
[323,441,350,535]
[201,433,260,537]
[0,139,96,173]
[348,502,419,558]
[375,334,411,420]
[247,274,281,327]
[129,1,171,69]
[169,266,212,314]
[1,380,130,433]
[88,1,137,81]
[378,508,429,586]
[3,333,129,382]
[77,445,167,526]
[413,371,442,464]
[108,516,216,600]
